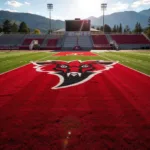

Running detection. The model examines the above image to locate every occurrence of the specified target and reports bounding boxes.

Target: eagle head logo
[32,60,117,89]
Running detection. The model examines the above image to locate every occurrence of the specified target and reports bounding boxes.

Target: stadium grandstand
[0,18,150,50]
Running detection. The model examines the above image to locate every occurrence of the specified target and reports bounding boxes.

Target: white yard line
[97,53,150,77]
[120,64,150,77]
[109,53,150,71]
[36,55,52,61]
[96,53,113,61]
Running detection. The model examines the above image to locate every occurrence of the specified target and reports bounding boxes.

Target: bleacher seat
[78,36,93,48]
[92,35,109,45]
[111,34,150,44]
[41,34,62,49]
[92,35,111,49]
[22,38,44,45]
[63,36,77,48]
[47,39,58,47]
[0,34,25,46]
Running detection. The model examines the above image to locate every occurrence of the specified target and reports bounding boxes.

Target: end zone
[53,52,98,56]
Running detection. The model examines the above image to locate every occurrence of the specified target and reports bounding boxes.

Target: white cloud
[131,0,150,8]
[5,0,23,8]
[24,2,30,5]
[5,8,18,12]
[52,15,67,20]
[0,8,18,12]
[27,11,33,14]
[35,12,40,15]
[111,1,129,12]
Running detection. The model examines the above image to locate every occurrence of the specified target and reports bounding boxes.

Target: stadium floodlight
[47,3,53,34]
[101,3,107,33]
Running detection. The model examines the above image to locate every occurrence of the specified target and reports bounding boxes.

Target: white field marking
[32,60,118,89]
[96,53,113,61]
[120,63,150,77]
[97,53,150,77]
[0,63,31,75]
[0,54,51,75]
[36,55,53,61]
[120,52,150,59]
[125,52,150,56]
[109,52,150,71]
[99,52,150,71]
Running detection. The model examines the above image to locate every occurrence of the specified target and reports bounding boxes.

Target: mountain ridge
[0,8,149,32]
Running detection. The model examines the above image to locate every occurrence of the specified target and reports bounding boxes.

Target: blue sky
[0,0,150,20]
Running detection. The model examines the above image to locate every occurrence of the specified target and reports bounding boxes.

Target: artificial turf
[0,51,150,149]
[0,51,150,75]
[0,59,150,149]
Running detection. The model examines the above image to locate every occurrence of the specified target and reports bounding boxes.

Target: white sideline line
[0,55,51,75]
[0,63,30,75]
[96,52,150,77]
[36,55,52,61]
[96,53,113,61]
[1,53,149,78]
[120,64,150,77]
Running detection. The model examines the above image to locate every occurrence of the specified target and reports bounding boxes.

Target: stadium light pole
[101,3,107,33]
[47,3,53,34]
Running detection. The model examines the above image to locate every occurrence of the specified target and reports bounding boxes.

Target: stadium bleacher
[110,34,150,49]
[62,35,93,50]
[92,35,112,50]
[0,34,25,46]
[78,36,93,48]
[40,34,62,50]
[22,38,44,45]
[111,34,150,44]
[47,39,58,47]
[0,33,149,50]
[63,36,77,49]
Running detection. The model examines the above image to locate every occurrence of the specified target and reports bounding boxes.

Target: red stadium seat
[47,39,58,47]
[111,34,150,44]
[22,39,44,45]
[92,35,112,49]
[92,35,109,45]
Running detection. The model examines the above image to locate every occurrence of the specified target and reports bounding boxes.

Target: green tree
[48,29,53,34]
[134,22,139,33]
[124,25,130,33]
[34,29,41,34]
[103,24,111,33]
[146,28,150,38]
[138,23,143,33]
[146,17,150,38]
[116,25,119,33]
[100,26,103,31]
[11,22,18,33]
[28,28,30,33]
[112,25,117,33]
[134,22,143,33]
[3,20,12,33]
[96,27,100,30]
[144,27,150,38]
[91,26,95,29]
[0,25,2,33]
[18,22,30,33]
[119,23,122,33]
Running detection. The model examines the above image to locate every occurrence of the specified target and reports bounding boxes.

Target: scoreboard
[65,20,91,31]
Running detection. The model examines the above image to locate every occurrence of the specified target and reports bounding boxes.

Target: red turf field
[0,62,150,149]
[54,52,98,56]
